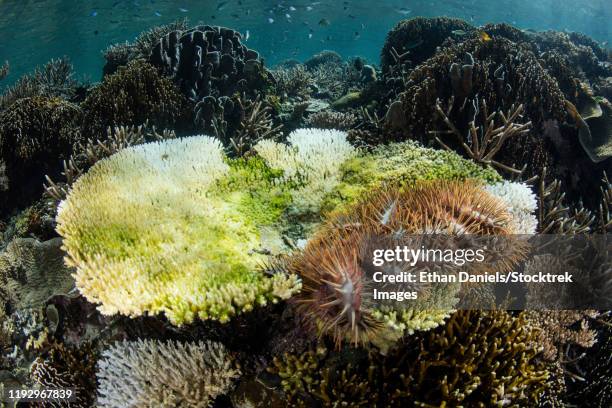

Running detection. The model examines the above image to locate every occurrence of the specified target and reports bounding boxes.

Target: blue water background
[0,0,609,88]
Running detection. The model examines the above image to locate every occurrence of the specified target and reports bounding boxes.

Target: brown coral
[270,310,550,407]
[81,60,192,137]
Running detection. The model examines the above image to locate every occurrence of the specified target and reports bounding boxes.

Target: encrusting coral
[304,110,358,130]
[56,135,301,325]
[97,339,239,408]
[270,310,550,407]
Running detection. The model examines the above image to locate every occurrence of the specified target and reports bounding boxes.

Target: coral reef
[57,136,300,325]
[97,339,239,408]
[81,60,191,137]
[271,65,313,100]
[395,36,567,178]
[381,17,474,75]
[270,310,549,407]
[0,96,82,214]
[484,181,538,234]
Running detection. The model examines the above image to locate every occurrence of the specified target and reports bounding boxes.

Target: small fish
[308,33,313,39]
[217,1,228,10]
[479,31,492,41]
[289,6,296,11]
[396,8,411,15]
[94,30,99,35]
[179,8,188,12]
[268,17,274,23]
[154,11,161,17]
[245,30,250,40]
[318,18,330,26]
[348,14,356,19]
[306,6,313,11]
[286,13,291,19]
[405,38,424,49]
[231,13,240,18]
[90,10,98,17]
[451,29,468,36]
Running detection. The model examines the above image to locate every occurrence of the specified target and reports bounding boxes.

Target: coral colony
[0,14,611,408]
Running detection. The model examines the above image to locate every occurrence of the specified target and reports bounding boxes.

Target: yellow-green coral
[270,310,550,407]
[57,136,300,325]
[321,140,502,213]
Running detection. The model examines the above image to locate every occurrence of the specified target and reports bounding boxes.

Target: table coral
[97,339,239,408]
[56,136,301,325]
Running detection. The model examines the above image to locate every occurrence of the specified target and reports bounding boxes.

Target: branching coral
[431,98,532,175]
[0,238,75,311]
[484,181,538,234]
[0,57,78,111]
[230,97,282,156]
[0,96,83,213]
[81,60,191,137]
[255,128,357,214]
[304,110,358,130]
[270,310,550,407]
[45,123,176,202]
[30,342,97,407]
[56,136,300,324]
[271,65,313,100]
[97,339,239,408]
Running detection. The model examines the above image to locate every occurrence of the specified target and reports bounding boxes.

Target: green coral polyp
[321,140,502,212]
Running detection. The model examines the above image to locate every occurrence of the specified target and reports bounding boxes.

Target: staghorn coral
[430,99,532,175]
[304,110,358,130]
[44,123,177,203]
[484,181,538,234]
[524,309,598,362]
[0,57,78,111]
[319,140,501,214]
[255,128,357,214]
[271,64,313,100]
[30,342,97,407]
[97,339,239,408]
[81,60,191,137]
[380,17,474,76]
[0,238,75,311]
[0,96,83,213]
[286,180,517,348]
[270,310,550,407]
[56,136,300,325]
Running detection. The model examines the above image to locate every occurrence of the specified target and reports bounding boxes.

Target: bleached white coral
[255,128,356,212]
[97,339,239,408]
[485,181,538,234]
[56,135,300,325]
